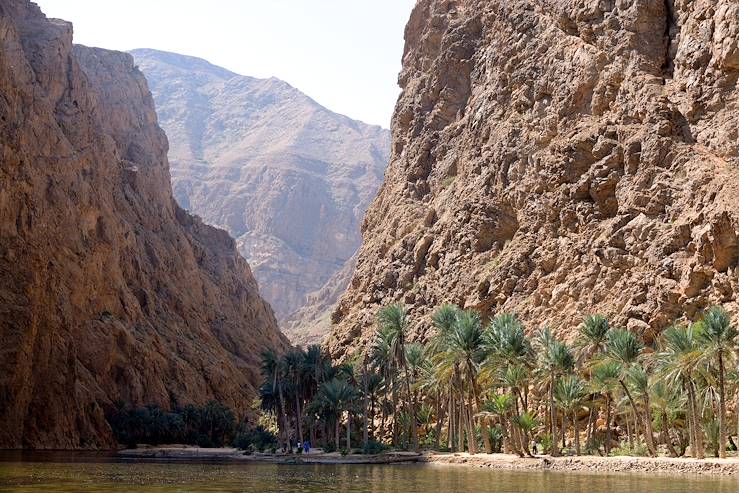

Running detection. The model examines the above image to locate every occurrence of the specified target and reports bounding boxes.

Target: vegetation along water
[252,304,739,460]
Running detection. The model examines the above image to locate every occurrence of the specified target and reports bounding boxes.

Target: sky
[34,0,416,128]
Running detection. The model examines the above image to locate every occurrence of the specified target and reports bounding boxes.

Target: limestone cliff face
[327,0,739,359]
[0,1,288,449]
[130,49,391,333]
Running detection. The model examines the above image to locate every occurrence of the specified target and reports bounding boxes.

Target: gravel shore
[422,452,739,475]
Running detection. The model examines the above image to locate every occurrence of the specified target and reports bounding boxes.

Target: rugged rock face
[327,0,739,359]
[0,1,289,449]
[282,253,358,347]
[131,49,391,337]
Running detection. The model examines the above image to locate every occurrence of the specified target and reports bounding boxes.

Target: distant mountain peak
[132,49,391,344]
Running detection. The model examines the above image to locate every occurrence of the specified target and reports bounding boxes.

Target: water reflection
[0,455,737,493]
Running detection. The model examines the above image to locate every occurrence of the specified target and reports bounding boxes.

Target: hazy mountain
[131,49,390,343]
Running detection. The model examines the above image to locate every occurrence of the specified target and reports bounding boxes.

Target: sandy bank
[421,452,739,475]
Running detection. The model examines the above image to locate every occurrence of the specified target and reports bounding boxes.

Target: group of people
[296,441,311,453]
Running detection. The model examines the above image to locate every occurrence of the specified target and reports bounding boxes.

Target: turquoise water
[1,454,738,492]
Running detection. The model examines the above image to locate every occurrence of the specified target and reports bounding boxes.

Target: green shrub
[362,440,389,455]
[323,442,337,453]
[539,434,553,455]
[108,400,236,448]
[340,448,349,456]
[232,425,277,451]
[488,425,504,453]
[610,440,648,457]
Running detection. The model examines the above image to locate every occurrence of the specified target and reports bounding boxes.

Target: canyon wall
[327,0,739,359]
[0,1,288,449]
[131,49,391,344]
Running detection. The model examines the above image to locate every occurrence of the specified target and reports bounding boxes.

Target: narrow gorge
[131,49,391,345]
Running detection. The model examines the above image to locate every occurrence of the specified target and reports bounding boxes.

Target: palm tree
[606,328,656,456]
[698,306,737,458]
[577,315,611,363]
[512,412,538,457]
[658,323,706,458]
[480,393,519,455]
[591,360,620,454]
[576,314,611,442]
[370,326,394,443]
[554,375,586,455]
[284,349,306,446]
[260,349,290,451]
[378,304,419,452]
[626,364,658,453]
[649,379,683,457]
[316,378,357,451]
[430,309,489,453]
[535,331,574,457]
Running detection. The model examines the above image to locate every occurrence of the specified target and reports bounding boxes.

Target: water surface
[1,453,738,492]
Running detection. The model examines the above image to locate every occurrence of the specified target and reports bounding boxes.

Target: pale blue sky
[34,0,416,128]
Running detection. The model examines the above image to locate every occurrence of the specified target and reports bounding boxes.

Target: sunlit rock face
[0,0,289,449]
[132,49,391,343]
[327,0,739,360]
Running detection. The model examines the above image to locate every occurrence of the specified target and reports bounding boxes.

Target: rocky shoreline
[117,447,739,475]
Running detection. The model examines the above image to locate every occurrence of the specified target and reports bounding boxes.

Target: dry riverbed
[117,446,739,475]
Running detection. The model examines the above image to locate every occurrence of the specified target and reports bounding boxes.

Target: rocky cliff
[0,1,288,449]
[130,49,391,342]
[327,0,739,359]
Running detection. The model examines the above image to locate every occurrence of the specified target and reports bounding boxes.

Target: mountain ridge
[132,49,391,343]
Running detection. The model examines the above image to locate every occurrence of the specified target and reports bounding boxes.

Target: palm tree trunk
[690,380,705,459]
[277,379,290,451]
[370,397,376,440]
[448,390,455,450]
[642,392,657,456]
[465,393,478,454]
[605,393,612,455]
[434,389,444,450]
[380,399,387,443]
[687,380,705,458]
[619,379,656,456]
[586,395,595,444]
[718,349,727,458]
[402,364,419,452]
[472,377,492,453]
[347,412,352,451]
[295,392,303,445]
[457,398,465,452]
[661,411,678,457]
[335,418,340,451]
[550,374,559,456]
[573,410,581,455]
[391,382,398,447]
[509,416,525,457]
[561,412,567,450]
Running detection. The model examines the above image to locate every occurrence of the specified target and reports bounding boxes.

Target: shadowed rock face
[131,49,391,340]
[0,0,289,449]
[327,0,739,360]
